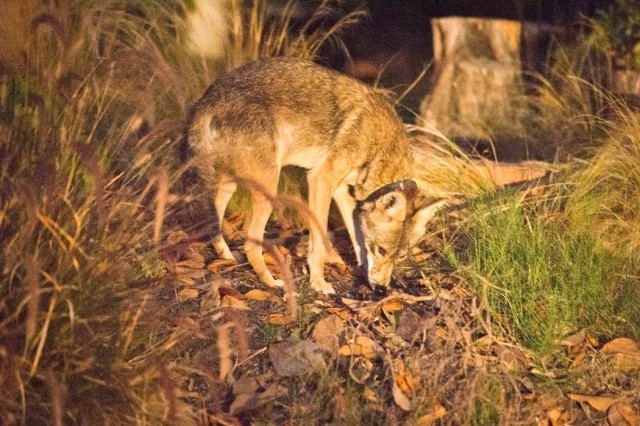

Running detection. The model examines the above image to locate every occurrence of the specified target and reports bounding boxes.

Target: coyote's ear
[408,194,448,247]
[361,191,409,220]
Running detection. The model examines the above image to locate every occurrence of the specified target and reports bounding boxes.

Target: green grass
[455,190,639,354]
[470,379,503,426]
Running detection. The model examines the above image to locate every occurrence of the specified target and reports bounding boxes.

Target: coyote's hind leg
[244,174,284,288]
[212,174,237,260]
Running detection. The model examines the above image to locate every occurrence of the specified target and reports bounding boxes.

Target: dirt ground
[152,201,640,425]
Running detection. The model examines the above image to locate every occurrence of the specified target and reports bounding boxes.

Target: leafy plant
[591,0,640,70]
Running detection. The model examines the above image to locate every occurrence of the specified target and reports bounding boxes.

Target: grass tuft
[458,192,637,353]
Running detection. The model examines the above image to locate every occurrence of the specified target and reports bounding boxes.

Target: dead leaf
[176,316,200,332]
[188,241,207,253]
[348,356,374,383]
[607,402,640,426]
[494,345,526,372]
[229,382,287,415]
[341,298,374,314]
[338,336,381,359]
[363,387,379,403]
[474,335,494,355]
[175,274,196,286]
[217,324,233,382]
[221,295,249,310]
[232,373,273,395]
[381,299,403,325]
[167,230,188,244]
[396,309,426,342]
[222,213,245,240]
[601,338,640,354]
[435,327,448,340]
[567,393,615,412]
[547,408,564,426]
[244,289,282,303]
[265,313,295,325]
[208,412,241,426]
[226,211,245,228]
[562,329,598,359]
[325,307,352,320]
[312,315,345,353]
[186,242,206,263]
[268,339,325,377]
[530,368,556,378]
[451,285,469,298]
[416,403,447,425]
[600,338,640,371]
[395,373,416,395]
[175,258,205,270]
[381,299,403,313]
[392,380,412,411]
[177,288,199,301]
[570,349,587,369]
[207,259,238,273]
[437,288,454,300]
[218,286,244,300]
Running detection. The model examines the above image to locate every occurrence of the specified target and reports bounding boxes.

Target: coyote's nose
[369,262,393,287]
[368,273,392,288]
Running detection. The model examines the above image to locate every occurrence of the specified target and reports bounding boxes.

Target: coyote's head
[355,180,444,289]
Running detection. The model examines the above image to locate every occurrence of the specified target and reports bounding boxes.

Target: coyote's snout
[185,57,437,295]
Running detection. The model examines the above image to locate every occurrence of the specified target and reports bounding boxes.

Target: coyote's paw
[269,279,285,288]
[310,277,336,295]
[220,250,236,261]
[213,235,236,261]
[326,249,346,266]
[261,274,285,288]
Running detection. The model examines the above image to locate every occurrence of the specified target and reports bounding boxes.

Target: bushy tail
[179,128,200,188]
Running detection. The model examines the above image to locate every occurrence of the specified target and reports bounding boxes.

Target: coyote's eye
[376,246,387,257]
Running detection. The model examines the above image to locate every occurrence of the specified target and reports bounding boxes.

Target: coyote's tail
[179,127,200,187]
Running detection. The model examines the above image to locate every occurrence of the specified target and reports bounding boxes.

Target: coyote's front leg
[306,169,339,295]
[332,182,361,266]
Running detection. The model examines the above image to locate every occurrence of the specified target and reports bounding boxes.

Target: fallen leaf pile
[155,217,640,425]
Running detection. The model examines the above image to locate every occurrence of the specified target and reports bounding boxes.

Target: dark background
[291,0,614,117]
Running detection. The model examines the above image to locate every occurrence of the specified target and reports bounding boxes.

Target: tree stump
[420,17,523,140]
[611,69,640,95]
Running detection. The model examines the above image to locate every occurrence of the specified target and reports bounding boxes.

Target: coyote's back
[186,57,422,295]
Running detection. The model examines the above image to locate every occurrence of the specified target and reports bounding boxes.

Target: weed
[470,379,503,426]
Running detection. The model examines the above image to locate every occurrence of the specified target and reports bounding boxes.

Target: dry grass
[0,0,361,423]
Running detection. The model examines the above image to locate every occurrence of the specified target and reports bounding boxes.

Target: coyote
[186,57,437,295]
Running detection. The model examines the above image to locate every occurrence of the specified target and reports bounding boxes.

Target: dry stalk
[224,309,250,361]
[216,323,233,383]
[154,167,169,244]
[267,244,297,321]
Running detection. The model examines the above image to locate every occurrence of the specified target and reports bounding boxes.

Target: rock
[312,315,345,354]
[268,339,325,377]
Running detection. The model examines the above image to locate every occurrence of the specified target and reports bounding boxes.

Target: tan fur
[186,57,432,294]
